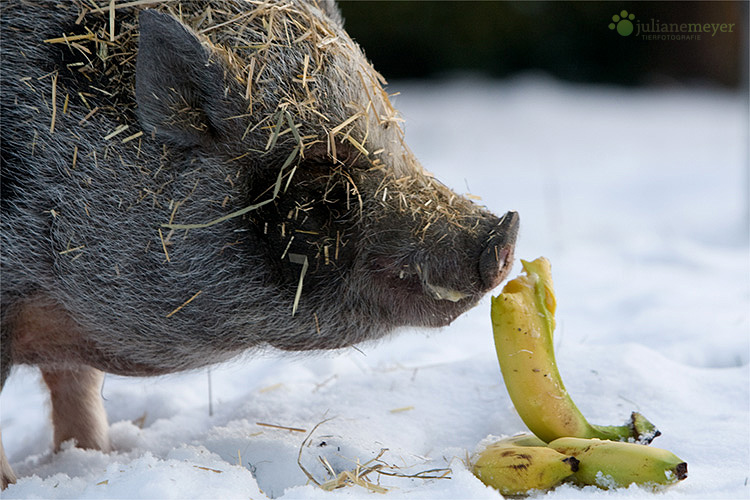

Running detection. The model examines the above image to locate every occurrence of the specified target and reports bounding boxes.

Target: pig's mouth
[367,267,485,328]
[422,282,471,303]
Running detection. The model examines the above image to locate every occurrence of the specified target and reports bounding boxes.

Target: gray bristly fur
[1,0,518,378]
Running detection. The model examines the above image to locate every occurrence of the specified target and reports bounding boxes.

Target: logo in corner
[609,10,635,36]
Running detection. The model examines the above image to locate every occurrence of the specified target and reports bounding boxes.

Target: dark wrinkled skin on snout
[0,0,518,488]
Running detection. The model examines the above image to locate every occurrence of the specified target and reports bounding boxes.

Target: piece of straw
[289,253,308,316]
[165,290,202,318]
[256,422,307,433]
[49,73,58,133]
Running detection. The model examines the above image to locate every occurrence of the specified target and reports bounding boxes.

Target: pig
[0,0,518,488]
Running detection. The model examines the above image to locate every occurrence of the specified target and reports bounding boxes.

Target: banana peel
[548,437,688,489]
[474,434,687,492]
[471,257,688,494]
[473,436,579,495]
[490,257,659,444]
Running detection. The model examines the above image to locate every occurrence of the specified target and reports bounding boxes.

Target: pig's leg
[1,433,17,489]
[8,295,110,452]
[40,366,110,452]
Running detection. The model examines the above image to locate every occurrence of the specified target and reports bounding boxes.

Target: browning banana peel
[548,437,688,489]
[475,258,687,495]
[473,437,579,495]
[473,434,687,493]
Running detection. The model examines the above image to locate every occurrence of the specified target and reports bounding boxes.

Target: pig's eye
[279,160,352,214]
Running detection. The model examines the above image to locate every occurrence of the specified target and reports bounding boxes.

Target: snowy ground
[2,76,748,499]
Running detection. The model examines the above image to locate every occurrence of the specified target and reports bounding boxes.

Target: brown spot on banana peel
[675,462,688,481]
[509,463,531,471]
[563,456,580,473]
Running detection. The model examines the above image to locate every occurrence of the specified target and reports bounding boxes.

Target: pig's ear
[135,10,235,147]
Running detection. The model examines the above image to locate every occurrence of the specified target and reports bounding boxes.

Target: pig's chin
[391,289,481,329]
[408,297,479,328]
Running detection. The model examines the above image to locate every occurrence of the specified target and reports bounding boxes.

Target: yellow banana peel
[490,257,658,444]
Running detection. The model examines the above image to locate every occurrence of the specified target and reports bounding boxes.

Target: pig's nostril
[480,246,510,290]
[479,211,519,290]
[480,245,512,291]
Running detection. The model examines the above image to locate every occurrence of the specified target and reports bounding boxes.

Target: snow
[2,76,748,499]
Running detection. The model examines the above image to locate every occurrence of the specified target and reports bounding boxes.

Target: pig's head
[135,0,518,350]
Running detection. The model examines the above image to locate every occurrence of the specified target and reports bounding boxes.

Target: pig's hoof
[1,466,17,490]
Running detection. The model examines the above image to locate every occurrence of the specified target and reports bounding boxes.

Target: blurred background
[337,0,749,242]
[338,1,747,89]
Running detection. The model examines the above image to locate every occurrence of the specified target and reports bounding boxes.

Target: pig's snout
[479,210,519,291]
[417,210,519,306]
